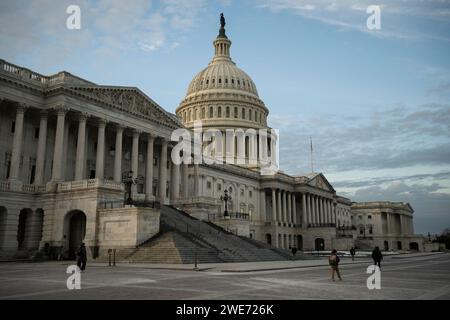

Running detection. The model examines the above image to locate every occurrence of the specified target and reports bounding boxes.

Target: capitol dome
[176,14,269,131]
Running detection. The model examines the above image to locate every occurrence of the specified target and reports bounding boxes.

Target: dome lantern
[212,13,232,64]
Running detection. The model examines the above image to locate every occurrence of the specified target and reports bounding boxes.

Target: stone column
[9,105,26,181]
[95,119,107,180]
[329,200,333,224]
[310,195,315,225]
[193,164,200,197]
[322,198,326,225]
[332,202,337,225]
[145,133,154,200]
[306,194,311,225]
[171,157,180,202]
[131,129,140,192]
[51,107,67,181]
[386,213,391,235]
[182,163,189,198]
[292,194,297,225]
[287,192,292,224]
[34,111,48,185]
[302,193,307,227]
[260,189,266,222]
[74,113,88,181]
[113,125,124,183]
[277,189,282,223]
[159,139,168,203]
[282,191,287,223]
[272,188,277,223]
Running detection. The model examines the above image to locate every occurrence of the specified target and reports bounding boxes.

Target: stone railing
[0,180,45,193]
[0,59,94,88]
[57,179,124,192]
[179,196,220,206]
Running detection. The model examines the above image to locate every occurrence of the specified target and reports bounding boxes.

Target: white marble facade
[0,22,425,258]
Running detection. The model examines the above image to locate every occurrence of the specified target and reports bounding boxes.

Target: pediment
[68,85,182,129]
[307,173,335,193]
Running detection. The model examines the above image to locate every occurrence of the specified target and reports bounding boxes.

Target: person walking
[372,246,383,270]
[329,249,342,281]
[350,247,356,261]
[76,242,87,271]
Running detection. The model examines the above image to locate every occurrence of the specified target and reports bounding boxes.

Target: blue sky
[1,0,449,234]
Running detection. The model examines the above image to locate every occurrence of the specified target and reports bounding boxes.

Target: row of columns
[269,189,297,226]
[264,189,336,228]
[304,194,336,226]
[7,105,202,204]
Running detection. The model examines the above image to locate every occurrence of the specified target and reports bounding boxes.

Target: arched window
[249,109,252,121]
[218,106,222,118]
[234,107,238,118]
[209,106,213,118]
[242,108,245,120]
[254,110,257,121]
[201,108,205,119]
[226,106,230,118]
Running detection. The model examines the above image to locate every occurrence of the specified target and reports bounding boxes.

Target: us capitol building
[0,16,425,261]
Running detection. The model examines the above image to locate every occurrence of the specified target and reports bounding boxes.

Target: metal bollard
[194,252,198,270]
[113,248,116,267]
[108,248,112,267]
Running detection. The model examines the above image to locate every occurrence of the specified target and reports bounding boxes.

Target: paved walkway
[0,252,448,300]
[88,251,445,272]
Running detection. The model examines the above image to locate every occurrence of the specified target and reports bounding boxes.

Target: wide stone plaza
[1,252,449,300]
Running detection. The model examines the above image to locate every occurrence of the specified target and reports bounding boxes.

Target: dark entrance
[384,240,389,251]
[409,242,419,251]
[68,211,86,259]
[17,209,32,249]
[297,235,303,250]
[265,233,272,245]
[315,238,325,251]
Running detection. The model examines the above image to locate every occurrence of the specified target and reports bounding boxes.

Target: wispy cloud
[0,0,210,66]
[256,0,450,41]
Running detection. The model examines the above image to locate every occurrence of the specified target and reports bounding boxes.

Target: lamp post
[220,189,231,219]
[122,170,140,206]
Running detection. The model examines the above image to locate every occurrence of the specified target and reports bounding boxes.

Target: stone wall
[97,206,160,256]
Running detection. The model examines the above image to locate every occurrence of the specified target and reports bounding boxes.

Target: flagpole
[310,136,314,173]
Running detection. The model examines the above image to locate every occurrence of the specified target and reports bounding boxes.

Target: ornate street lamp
[122,170,139,206]
[220,189,231,219]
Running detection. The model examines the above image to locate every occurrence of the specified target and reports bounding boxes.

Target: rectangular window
[207,181,212,189]
[153,157,158,166]
[10,121,15,134]
[34,127,40,139]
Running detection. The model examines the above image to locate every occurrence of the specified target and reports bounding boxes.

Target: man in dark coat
[350,247,356,261]
[76,242,87,271]
[371,246,383,269]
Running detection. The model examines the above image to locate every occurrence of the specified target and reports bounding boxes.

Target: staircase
[95,206,307,264]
